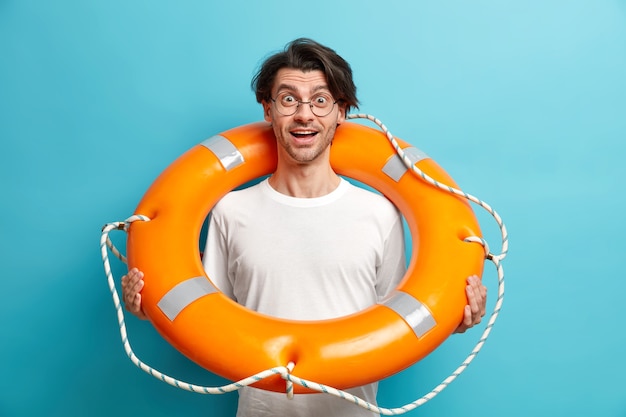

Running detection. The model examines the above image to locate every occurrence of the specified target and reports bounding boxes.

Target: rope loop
[123,214,151,229]
[100,114,508,415]
[102,215,151,264]
[463,235,493,261]
[347,113,508,263]
[100,218,305,396]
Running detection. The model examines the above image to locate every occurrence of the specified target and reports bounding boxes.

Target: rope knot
[283,362,295,399]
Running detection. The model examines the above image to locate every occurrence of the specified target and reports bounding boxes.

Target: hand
[455,275,487,333]
[121,268,148,320]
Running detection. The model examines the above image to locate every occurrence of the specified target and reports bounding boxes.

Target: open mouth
[291,130,318,139]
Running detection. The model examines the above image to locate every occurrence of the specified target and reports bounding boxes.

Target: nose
[293,101,315,121]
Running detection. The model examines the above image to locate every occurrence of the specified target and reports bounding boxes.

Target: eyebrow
[275,83,331,96]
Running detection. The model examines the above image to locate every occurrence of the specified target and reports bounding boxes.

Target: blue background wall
[1,1,625,416]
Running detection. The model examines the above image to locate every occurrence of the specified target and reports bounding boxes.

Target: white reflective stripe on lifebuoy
[381,291,436,338]
[201,135,245,171]
[382,147,429,182]
[157,277,219,320]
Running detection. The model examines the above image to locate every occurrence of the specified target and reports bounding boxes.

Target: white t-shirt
[203,178,407,417]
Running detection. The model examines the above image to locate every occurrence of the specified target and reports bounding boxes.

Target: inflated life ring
[126,121,484,393]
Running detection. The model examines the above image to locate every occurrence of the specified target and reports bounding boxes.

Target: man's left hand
[455,275,487,333]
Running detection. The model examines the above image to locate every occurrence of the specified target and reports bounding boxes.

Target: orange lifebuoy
[126,121,484,393]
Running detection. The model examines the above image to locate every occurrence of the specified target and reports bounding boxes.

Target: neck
[268,165,341,198]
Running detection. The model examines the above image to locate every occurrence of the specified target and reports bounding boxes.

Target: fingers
[121,268,147,320]
[455,275,487,334]
[466,275,487,324]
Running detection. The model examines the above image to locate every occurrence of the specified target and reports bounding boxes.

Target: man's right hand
[121,268,148,320]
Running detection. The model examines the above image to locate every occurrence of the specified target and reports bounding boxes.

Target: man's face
[262,68,346,165]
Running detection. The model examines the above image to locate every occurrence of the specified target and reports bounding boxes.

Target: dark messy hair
[251,38,359,113]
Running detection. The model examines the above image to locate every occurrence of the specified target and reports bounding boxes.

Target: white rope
[272,249,504,416]
[101,215,300,395]
[101,114,508,414]
[347,113,508,263]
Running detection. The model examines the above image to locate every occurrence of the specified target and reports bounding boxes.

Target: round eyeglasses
[270,92,338,117]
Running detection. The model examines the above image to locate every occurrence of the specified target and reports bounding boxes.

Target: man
[122,38,487,417]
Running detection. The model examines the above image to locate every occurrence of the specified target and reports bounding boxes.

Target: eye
[313,94,332,107]
[280,94,298,106]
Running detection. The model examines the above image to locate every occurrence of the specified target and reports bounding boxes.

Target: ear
[336,103,347,124]
[262,100,273,122]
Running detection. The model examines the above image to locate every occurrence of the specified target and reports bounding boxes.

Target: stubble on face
[275,120,337,164]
